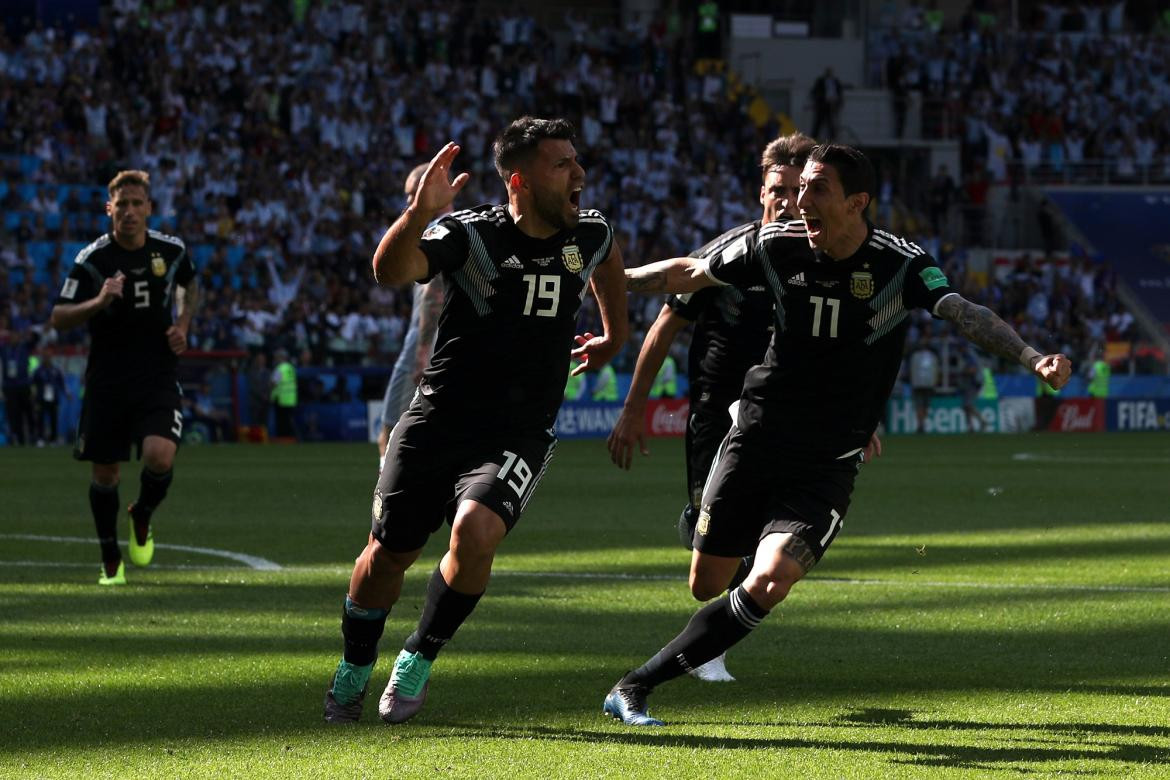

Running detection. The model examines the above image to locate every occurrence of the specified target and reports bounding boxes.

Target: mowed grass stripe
[0,434,1168,778]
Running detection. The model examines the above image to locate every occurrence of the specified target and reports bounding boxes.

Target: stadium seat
[61,241,86,263]
[226,246,246,268]
[191,244,215,266]
[28,241,55,265]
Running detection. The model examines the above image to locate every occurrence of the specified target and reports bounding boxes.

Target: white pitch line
[4,560,246,571]
[1012,452,1170,464]
[0,534,281,571]
[3,543,1166,594]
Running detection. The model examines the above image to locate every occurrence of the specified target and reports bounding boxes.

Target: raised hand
[413,142,471,216]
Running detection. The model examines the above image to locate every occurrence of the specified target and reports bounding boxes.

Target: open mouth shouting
[803,214,824,243]
[569,186,582,212]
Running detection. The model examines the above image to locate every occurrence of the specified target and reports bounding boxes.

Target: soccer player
[49,170,197,586]
[603,143,1071,726]
[324,117,628,724]
[376,163,449,469]
[608,132,817,683]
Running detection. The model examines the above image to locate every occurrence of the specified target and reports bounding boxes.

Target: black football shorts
[74,378,184,463]
[694,424,860,562]
[685,399,736,508]
[371,400,558,552]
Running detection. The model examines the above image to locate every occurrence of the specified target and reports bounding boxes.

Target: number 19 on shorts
[497,450,533,498]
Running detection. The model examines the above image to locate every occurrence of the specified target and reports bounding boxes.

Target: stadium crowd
[0,0,1151,403]
[868,0,1170,186]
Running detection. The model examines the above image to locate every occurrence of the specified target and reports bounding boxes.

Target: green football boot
[127,504,154,567]
[98,560,126,586]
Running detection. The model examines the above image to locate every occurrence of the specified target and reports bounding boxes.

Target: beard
[532,187,578,231]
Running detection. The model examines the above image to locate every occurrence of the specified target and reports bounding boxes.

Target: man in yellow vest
[565,360,586,401]
[1088,357,1110,399]
[591,363,618,401]
[649,354,678,399]
[270,348,298,440]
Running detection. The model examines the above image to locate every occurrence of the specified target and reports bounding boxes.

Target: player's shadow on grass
[451,714,1170,770]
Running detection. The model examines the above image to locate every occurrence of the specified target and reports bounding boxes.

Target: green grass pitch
[1,433,1168,778]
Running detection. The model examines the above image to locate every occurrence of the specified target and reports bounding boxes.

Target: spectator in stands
[810,67,844,140]
[908,339,940,434]
[1,313,36,445]
[31,354,69,445]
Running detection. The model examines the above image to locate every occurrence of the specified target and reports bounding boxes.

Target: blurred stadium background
[1,0,1168,445]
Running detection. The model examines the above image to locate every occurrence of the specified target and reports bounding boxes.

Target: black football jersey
[56,230,195,388]
[417,204,614,431]
[667,221,774,410]
[706,220,955,456]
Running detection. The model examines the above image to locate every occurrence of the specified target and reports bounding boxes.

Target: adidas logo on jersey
[787,272,807,286]
[501,256,523,270]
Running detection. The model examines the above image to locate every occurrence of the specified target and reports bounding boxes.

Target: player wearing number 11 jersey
[324,117,628,725]
[49,170,198,587]
[602,143,1071,726]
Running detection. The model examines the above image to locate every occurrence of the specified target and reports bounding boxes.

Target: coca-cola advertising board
[646,399,689,436]
[1047,399,1105,432]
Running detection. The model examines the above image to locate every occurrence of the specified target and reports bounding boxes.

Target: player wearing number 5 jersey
[49,170,198,587]
[324,117,628,725]
[603,143,1071,726]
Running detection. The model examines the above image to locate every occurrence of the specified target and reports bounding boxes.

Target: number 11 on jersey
[810,296,839,338]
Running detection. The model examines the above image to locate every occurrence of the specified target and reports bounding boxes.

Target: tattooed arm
[625,257,717,294]
[936,294,1072,390]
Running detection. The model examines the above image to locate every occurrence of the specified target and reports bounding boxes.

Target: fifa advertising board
[1110,399,1170,431]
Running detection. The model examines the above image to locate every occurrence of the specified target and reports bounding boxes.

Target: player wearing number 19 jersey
[49,170,198,587]
[324,118,628,726]
[603,143,1072,727]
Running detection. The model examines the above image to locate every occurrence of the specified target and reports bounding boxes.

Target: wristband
[1019,347,1041,369]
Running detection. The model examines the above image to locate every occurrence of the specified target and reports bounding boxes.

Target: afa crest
[151,253,167,277]
[850,270,874,299]
[562,244,583,272]
[697,508,711,537]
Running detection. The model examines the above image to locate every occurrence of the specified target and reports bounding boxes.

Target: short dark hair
[493,117,576,182]
[807,144,875,202]
[760,132,816,179]
[108,169,151,199]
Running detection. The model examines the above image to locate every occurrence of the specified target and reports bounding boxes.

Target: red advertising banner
[1047,399,1105,432]
[646,399,689,436]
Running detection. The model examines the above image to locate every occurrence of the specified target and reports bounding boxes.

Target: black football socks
[131,468,173,542]
[620,586,770,690]
[341,596,389,666]
[89,481,120,572]
[403,567,484,661]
